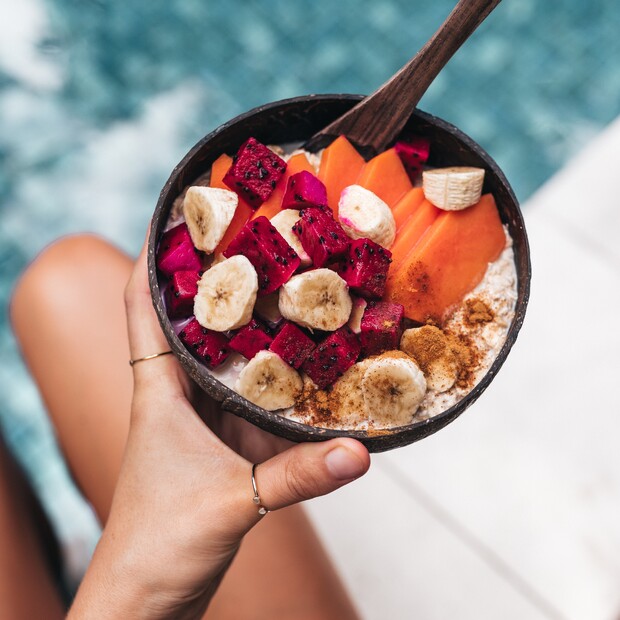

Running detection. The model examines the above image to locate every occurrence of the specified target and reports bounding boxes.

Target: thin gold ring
[251,464,269,516]
[129,350,173,366]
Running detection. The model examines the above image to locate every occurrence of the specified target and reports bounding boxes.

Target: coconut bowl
[148,94,531,452]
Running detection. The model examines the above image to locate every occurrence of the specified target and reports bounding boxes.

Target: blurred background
[1,0,619,617]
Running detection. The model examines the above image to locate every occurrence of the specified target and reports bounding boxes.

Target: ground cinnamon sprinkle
[400,325,450,375]
[447,331,481,389]
[463,298,494,326]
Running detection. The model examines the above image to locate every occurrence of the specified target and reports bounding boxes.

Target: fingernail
[325,446,366,481]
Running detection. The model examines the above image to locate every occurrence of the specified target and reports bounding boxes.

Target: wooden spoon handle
[307,0,502,155]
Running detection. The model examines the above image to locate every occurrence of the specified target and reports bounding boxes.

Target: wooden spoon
[305,0,502,156]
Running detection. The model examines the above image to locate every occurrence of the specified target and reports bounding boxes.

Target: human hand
[68,230,370,620]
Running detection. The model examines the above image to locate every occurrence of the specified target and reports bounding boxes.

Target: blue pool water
[1,0,619,581]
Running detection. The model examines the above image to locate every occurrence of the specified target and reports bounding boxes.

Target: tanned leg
[11,234,360,620]
[0,436,65,619]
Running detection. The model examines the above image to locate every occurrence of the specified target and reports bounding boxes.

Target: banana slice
[347,297,367,334]
[422,167,485,211]
[270,209,312,267]
[361,355,427,425]
[194,255,258,331]
[279,268,352,331]
[338,185,396,248]
[183,186,238,253]
[400,326,458,393]
[236,350,303,410]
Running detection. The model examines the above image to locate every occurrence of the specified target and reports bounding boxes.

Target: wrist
[69,529,212,620]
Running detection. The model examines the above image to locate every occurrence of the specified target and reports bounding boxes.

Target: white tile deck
[307,117,620,620]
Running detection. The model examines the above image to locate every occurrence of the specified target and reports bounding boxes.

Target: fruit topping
[400,326,458,393]
[337,238,392,300]
[361,353,426,424]
[279,268,352,331]
[194,255,258,331]
[347,297,367,334]
[281,170,328,210]
[269,209,312,268]
[318,136,365,215]
[183,186,238,253]
[156,222,203,277]
[235,350,303,410]
[385,194,504,323]
[302,326,361,389]
[422,166,485,211]
[292,207,350,268]
[223,137,287,208]
[269,321,316,369]
[253,292,283,327]
[394,137,431,183]
[338,185,396,249]
[223,216,301,295]
[229,319,273,360]
[165,270,200,320]
[359,301,405,357]
[357,148,412,207]
[179,318,231,369]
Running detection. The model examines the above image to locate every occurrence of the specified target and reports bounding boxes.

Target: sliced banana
[270,209,312,267]
[347,297,367,334]
[361,355,427,426]
[194,255,257,331]
[236,350,303,410]
[254,291,283,327]
[331,359,372,419]
[183,186,238,253]
[338,185,396,248]
[279,269,352,331]
[400,326,458,393]
[422,167,485,211]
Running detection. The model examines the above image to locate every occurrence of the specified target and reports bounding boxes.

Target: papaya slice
[392,187,426,232]
[211,154,253,255]
[251,152,315,221]
[388,200,440,271]
[318,136,366,216]
[385,194,506,323]
[356,148,412,207]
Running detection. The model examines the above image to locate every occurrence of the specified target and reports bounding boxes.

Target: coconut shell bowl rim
[148,94,531,453]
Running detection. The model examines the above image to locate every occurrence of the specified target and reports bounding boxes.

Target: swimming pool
[1,0,618,583]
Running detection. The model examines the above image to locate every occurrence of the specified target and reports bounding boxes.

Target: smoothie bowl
[148,94,530,452]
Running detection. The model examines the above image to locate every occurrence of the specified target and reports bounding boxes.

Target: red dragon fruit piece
[223,216,300,295]
[223,137,287,208]
[281,170,328,210]
[302,326,361,389]
[292,207,350,268]
[394,136,431,183]
[337,238,392,300]
[229,319,273,360]
[165,270,200,320]
[360,301,405,357]
[157,223,203,277]
[179,318,231,369]
[270,321,316,369]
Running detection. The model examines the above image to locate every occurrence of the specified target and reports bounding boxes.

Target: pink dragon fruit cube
[157,223,202,277]
[223,137,287,208]
[281,171,328,210]
[223,216,300,295]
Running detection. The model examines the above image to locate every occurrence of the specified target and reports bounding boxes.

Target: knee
[10,234,128,335]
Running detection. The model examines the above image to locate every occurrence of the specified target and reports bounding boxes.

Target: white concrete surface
[307,116,620,620]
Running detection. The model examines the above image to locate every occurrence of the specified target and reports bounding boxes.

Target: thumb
[252,438,370,512]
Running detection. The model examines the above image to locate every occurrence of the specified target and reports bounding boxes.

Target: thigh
[11,234,133,523]
[0,436,65,619]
